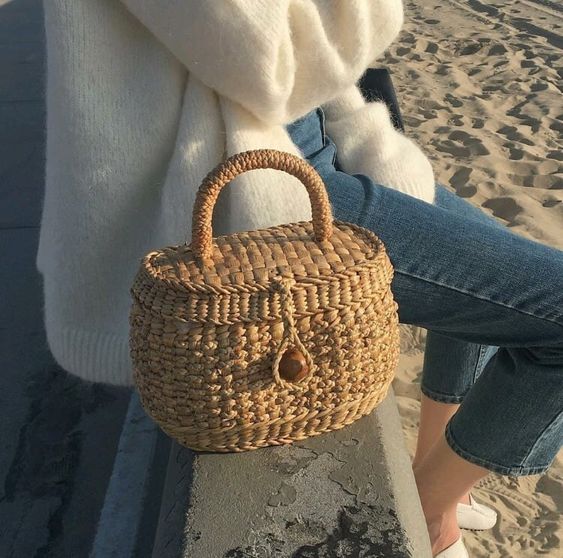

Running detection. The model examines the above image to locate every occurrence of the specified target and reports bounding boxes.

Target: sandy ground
[382,1,562,556]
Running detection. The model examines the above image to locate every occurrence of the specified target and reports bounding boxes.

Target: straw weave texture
[129,149,400,452]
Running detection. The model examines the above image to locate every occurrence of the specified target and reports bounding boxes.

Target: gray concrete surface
[0,2,132,556]
[152,392,432,558]
[91,392,162,558]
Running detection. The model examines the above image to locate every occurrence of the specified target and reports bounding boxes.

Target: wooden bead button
[279,348,309,382]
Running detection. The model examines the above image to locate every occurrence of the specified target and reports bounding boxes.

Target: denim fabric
[286,107,563,476]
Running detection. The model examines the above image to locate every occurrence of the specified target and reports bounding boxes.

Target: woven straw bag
[129,149,400,452]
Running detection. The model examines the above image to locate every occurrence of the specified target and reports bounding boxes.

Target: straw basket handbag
[129,149,400,452]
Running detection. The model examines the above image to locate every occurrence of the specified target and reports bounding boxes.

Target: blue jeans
[285,107,563,476]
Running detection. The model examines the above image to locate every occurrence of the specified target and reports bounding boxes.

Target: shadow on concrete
[0,1,131,556]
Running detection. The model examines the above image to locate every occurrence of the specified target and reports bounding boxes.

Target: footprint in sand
[542,198,561,208]
[425,41,439,54]
[547,150,563,161]
[505,142,525,160]
[470,474,561,555]
[478,476,538,513]
[447,115,465,127]
[449,130,491,155]
[489,43,508,56]
[459,42,483,56]
[396,46,411,56]
[449,166,472,188]
[420,99,447,111]
[493,59,509,68]
[420,110,439,120]
[456,184,478,198]
[498,125,535,146]
[530,81,549,92]
[482,197,523,223]
[401,32,416,45]
[445,93,463,108]
[403,115,424,128]
[434,64,450,76]
[505,97,533,119]
[434,138,471,158]
[449,166,478,198]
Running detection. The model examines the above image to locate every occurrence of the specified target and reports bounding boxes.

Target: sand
[379,0,562,556]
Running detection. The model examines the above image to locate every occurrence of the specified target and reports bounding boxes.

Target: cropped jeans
[285,107,563,476]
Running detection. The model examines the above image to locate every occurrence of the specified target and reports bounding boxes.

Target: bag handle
[191,149,333,260]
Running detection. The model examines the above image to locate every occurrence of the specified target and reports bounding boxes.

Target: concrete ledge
[90,391,170,558]
[151,390,431,557]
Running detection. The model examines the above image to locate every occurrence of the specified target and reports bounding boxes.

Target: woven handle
[191,149,333,260]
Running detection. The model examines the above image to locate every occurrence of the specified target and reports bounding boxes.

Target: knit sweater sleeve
[119,0,404,124]
[321,84,436,203]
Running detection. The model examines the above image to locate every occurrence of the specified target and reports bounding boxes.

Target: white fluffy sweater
[38,0,436,385]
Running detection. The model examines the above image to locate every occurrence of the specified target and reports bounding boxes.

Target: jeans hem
[445,422,551,476]
[421,384,466,404]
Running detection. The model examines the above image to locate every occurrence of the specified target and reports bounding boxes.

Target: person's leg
[414,434,490,555]
[287,110,563,554]
[414,394,459,469]
[340,178,562,552]
[414,187,501,507]
[415,334,486,464]
[329,171,563,552]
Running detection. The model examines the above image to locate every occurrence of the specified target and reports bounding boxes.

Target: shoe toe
[474,500,497,521]
[457,497,498,530]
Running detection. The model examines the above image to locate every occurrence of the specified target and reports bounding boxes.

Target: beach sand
[381,1,562,556]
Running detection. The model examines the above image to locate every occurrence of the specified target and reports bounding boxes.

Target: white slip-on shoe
[434,535,469,558]
[457,493,498,530]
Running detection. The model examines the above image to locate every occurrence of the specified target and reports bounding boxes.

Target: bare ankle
[426,510,460,556]
[459,492,471,506]
[414,475,460,555]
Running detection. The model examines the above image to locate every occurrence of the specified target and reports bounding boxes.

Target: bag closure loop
[271,276,315,387]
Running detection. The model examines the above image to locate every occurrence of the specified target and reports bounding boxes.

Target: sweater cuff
[321,84,367,121]
[324,97,394,147]
[45,321,134,386]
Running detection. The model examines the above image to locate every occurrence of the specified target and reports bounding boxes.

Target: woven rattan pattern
[129,149,400,452]
[131,221,394,326]
[130,290,399,452]
[143,220,388,290]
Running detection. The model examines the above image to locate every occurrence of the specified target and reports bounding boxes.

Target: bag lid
[130,150,394,324]
[137,219,390,294]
